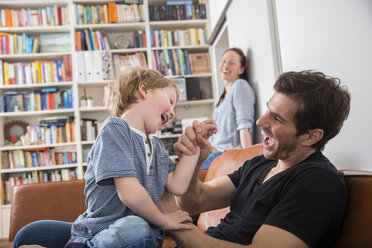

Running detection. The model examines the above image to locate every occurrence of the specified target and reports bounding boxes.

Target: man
[160,70,351,248]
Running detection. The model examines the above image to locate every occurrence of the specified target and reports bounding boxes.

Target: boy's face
[145,86,177,134]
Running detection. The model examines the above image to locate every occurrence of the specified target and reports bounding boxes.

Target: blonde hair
[109,67,179,117]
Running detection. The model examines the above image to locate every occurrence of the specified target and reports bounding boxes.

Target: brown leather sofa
[7,144,372,248]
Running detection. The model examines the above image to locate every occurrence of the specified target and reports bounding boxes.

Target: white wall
[211,22,229,100]
[275,0,372,170]
[226,0,280,143]
[208,0,230,35]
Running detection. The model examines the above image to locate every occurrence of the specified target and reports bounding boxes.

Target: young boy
[65,68,216,248]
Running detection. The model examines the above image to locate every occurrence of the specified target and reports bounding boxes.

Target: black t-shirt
[205,152,347,248]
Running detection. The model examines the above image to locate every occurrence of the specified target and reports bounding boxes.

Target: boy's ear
[138,82,148,98]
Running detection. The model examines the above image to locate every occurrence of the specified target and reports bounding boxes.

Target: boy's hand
[160,210,193,231]
[173,119,217,158]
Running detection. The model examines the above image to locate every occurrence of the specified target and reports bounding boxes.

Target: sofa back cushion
[9,179,86,241]
[197,144,264,231]
[333,170,372,248]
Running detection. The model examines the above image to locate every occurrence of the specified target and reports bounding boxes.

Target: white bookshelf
[0,0,212,238]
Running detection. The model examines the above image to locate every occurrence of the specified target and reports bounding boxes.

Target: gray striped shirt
[71,116,175,239]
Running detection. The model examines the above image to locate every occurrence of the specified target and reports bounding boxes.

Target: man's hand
[196,119,217,139]
[160,210,193,231]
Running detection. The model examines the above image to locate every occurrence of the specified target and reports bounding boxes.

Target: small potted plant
[87,96,94,107]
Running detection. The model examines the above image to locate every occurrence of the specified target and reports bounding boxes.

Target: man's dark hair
[274,70,351,151]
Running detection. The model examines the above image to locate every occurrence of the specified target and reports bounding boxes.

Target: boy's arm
[114,176,192,230]
[165,146,200,196]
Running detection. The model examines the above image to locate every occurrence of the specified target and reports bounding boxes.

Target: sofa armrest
[9,180,86,241]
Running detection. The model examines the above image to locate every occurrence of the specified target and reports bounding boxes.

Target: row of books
[152,49,191,76]
[12,117,75,146]
[76,29,109,51]
[75,3,144,25]
[1,147,77,170]
[82,147,91,163]
[0,32,39,55]
[81,118,102,142]
[1,88,74,113]
[0,5,69,28]
[150,27,208,48]
[113,52,148,77]
[0,56,73,86]
[1,169,77,204]
[149,3,206,21]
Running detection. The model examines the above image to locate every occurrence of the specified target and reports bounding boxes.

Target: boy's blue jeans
[13,216,162,248]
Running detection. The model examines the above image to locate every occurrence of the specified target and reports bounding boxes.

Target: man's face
[256,92,301,161]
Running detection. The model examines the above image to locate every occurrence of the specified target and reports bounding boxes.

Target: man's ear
[138,82,148,99]
[303,129,324,146]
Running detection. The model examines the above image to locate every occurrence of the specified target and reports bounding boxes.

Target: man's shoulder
[293,152,345,187]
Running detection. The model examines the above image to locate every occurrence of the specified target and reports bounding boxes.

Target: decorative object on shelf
[189,53,211,74]
[87,96,94,107]
[4,120,28,145]
[40,33,71,53]
[172,78,187,101]
[172,119,182,134]
[107,32,134,49]
[186,77,201,100]
[80,96,87,108]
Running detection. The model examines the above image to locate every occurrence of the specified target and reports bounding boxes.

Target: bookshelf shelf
[149,20,207,29]
[177,99,214,107]
[73,0,122,3]
[151,45,209,51]
[0,1,69,7]
[1,163,79,174]
[0,109,74,118]
[0,82,74,90]
[0,52,72,61]
[79,106,109,112]
[0,26,70,34]
[0,0,212,238]
[0,142,77,151]
[81,140,94,145]
[110,47,148,53]
[166,73,212,79]
[78,80,114,86]
[75,23,146,31]
[157,133,181,139]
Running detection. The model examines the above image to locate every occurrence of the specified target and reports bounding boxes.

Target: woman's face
[219,51,245,83]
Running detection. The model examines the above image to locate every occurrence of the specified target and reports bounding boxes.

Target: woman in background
[202,47,255,169]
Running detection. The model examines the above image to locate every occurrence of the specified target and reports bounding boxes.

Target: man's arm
[177,174,236,215]
[169,223,309,248]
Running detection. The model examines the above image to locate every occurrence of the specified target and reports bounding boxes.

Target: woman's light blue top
[210,79,255,152]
